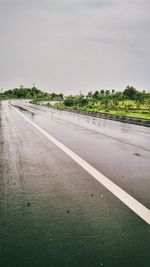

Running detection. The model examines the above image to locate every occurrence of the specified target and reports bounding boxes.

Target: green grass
[99,110,150,120]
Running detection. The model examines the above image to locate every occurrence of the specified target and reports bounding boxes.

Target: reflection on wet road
[0,100,150,267]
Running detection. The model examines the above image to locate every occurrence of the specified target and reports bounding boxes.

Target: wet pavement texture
[0,100,150,267]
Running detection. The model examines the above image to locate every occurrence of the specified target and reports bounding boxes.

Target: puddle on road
[133,153,141,157]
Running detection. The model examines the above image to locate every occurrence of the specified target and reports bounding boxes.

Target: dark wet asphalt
[0,100,150,267]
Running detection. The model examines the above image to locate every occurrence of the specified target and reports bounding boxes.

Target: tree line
[63,86,149,107]
[0,86,64,101]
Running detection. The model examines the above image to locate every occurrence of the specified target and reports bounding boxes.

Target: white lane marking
[11,104,150,225]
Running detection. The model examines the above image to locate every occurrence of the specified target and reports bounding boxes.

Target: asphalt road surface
[0,100,150,267]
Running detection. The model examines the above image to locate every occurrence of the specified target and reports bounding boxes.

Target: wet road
[0,100,150,267]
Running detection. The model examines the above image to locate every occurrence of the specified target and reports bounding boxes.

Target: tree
[100,89,105,94]
[93,90,99,99]
[87,91,93,98]
[64,96,76,107]
[59,93,64,100]
[115,91,124,100]
[123,86,137,100]
[106,90,110,95]
[32,86,38,92]
[78,97,88,107]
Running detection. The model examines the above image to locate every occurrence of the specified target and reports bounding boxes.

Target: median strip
[11,104,150,225]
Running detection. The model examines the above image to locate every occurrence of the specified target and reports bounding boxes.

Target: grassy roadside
[32,100,150,121]
[54,104,150,120]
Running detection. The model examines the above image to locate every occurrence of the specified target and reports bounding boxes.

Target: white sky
[0,0,150,94]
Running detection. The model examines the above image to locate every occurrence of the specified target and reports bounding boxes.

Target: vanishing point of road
[0,100,150,267]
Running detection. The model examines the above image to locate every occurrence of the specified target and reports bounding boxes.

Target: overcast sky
[0,0,150,94]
